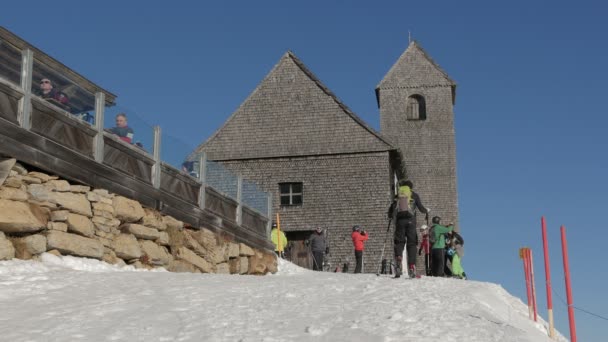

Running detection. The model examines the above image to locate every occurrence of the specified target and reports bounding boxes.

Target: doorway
[285,230,313,269]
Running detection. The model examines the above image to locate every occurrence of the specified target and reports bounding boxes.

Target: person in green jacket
[430,216,453,277]
[270,222,288,258]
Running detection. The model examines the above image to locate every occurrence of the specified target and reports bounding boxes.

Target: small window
[279,182,303,206]
[406,94,426,120]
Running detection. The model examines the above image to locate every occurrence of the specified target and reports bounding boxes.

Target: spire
[376,40,456,106]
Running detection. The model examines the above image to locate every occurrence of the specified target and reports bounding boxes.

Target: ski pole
[311,251,319,270]
[426,213,432,275]
[376,217,393,275]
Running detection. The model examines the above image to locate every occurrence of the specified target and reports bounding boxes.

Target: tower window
[407,95,426,120]
[279,182,303,206]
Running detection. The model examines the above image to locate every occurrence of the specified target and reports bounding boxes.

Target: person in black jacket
[37,78,70,111]
[388,180,429,278]
[307,227,328,271]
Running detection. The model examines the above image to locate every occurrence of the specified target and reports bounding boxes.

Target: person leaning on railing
[36,78,70,111]
[108,113,134,144]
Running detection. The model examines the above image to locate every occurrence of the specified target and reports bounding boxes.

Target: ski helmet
[398,179,413,188]
[432,216,441,224]
[352,225,361,232]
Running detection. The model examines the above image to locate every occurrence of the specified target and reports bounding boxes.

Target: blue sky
[3,1,607,340]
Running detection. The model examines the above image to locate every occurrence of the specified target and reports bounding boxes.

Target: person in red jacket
[418,224,431,276]
[351,225,369,273]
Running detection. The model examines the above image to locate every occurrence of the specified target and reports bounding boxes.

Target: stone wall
[0,160,277,275]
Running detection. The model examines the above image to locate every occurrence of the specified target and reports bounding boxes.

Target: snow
[0,254,566,342]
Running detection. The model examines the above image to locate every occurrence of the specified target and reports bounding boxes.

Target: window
[406,94,426,120]
[279,182,303,206]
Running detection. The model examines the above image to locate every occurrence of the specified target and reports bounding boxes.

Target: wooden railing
[0,46,273,250]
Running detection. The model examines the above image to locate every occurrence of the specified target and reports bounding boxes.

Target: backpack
[397,185,415,218]
[452,232,464,246]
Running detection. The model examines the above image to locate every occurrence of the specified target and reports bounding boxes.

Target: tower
[377,41,459,226]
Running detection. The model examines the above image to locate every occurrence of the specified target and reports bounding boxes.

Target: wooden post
[266,192,273,238]
[520,247,533,319]
[93,92,105,162]
[152,125,161,189]
[18,49,33,130]
[528,249,538,322]
[197,152,207,210]
[276,213,283,254]
[561,226,577,342]
[236,176,243,225]
[541,217,556,338]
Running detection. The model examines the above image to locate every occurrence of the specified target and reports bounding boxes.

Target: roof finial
[408,30,411,44]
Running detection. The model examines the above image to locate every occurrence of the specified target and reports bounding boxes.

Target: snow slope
[0,254,565,342]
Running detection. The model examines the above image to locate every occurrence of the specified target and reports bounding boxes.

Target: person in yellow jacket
[270,222,288,258]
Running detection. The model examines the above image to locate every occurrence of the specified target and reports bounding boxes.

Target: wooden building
[196,42,459,273]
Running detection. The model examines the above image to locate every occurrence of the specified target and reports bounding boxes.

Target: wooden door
[285,231,313,269]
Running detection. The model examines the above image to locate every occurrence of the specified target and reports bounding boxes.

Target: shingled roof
[196,51,395,161]
[376,40,456,105]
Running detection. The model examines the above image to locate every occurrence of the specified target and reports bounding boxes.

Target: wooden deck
[0,111,272,252]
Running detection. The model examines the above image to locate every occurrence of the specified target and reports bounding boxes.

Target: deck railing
[0,40,272,237]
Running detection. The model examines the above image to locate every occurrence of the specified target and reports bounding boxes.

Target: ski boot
[408,264,418,278]
[394,257,402,278]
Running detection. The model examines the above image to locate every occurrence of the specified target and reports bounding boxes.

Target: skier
[388,180,429,278]
[307,227,328,271]
[351,225,369,273]
[444,230,466,278]
[270,222,288,258]
[418,224,431,276]
[429,216,453,277]
[445,247,466,279]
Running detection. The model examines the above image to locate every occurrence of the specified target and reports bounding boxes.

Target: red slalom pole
[561,226,577,342]
[541,217,555,338]
[528,249,538,322]
[521,247,533,319]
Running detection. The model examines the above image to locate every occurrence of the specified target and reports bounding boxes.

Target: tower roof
[376,40,456,105]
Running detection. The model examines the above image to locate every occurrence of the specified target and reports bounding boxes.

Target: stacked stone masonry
[0,160,277,275]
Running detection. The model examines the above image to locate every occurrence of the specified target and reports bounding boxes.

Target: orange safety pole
[276,213,282,254]
[560,226,577,342]
[528,249,538,322]
[541,217,556,338]
[521,247,533,319]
